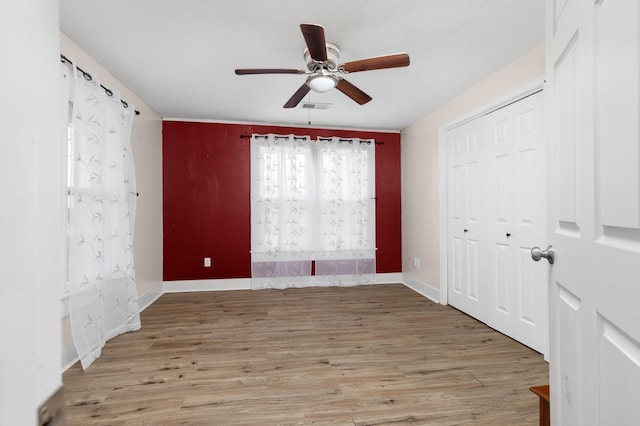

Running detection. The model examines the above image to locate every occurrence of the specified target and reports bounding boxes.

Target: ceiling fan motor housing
[304,43,340,71]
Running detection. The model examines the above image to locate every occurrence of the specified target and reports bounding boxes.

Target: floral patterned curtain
[65,64,140,369]
[250,134,375,289]
[250,134,315,289]
[315,137,376,286]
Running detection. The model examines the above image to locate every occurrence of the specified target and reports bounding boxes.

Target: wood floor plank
[63,284,548,425]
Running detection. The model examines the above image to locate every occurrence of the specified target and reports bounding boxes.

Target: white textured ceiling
[59,0,544,131]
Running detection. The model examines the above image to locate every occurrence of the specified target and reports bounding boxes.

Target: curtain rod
[60,54,140,116]
[240,134,383,144]
[241,134,308,141]
[318,137,374,145]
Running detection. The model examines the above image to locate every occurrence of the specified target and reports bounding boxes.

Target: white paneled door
[546,0,640,424]
[485,92,548,354]
[446,118,487,324]
[447,91,547,355]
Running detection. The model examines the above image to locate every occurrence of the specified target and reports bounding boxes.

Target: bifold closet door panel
[446,118,488,324]
[484,91,548,355]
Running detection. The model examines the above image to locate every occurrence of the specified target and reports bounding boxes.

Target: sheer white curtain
[315,137,376,285]
[251,134,315,289]
[250,134,375,289]
[64,64,140,369]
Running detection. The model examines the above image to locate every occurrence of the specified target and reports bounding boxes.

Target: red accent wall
[163,121,401,280]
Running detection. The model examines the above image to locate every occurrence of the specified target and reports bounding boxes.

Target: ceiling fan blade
[235,68,305,75]
[336,78,372,105]
[283,83,311,108]
[341,53,410,73]
[300,24,327,62]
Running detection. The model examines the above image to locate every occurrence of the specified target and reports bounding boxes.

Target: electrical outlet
[204,257,211,267]
[413,257,421,268]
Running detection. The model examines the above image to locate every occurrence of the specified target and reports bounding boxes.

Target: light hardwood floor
[63,284,548,425]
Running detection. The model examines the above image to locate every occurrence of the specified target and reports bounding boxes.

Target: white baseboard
[375,272,404,284]
[402,274,440,303]
[139,281,164,311]
[61,339,79,372]
[164,275,404,291]
[163,278,252,293]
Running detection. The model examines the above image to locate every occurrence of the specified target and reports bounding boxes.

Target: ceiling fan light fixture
[308,74,338,93]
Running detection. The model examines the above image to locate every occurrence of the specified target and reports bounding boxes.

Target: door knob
[531,245,554,264]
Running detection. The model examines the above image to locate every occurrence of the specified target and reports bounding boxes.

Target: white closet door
[446,92,547,355]
[446,118,487,323]
[485,92,548,354]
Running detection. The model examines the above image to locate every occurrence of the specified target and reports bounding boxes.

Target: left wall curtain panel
[62,62,140,369]
[250,134,315,289]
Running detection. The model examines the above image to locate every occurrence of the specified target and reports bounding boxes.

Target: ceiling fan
[235,23,410,108]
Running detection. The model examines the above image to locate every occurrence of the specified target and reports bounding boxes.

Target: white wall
[60,34,164,367]
[401,45,545,300]
[0,0,62,423]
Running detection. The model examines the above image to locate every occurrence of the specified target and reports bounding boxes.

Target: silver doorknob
[531,245,554,264]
